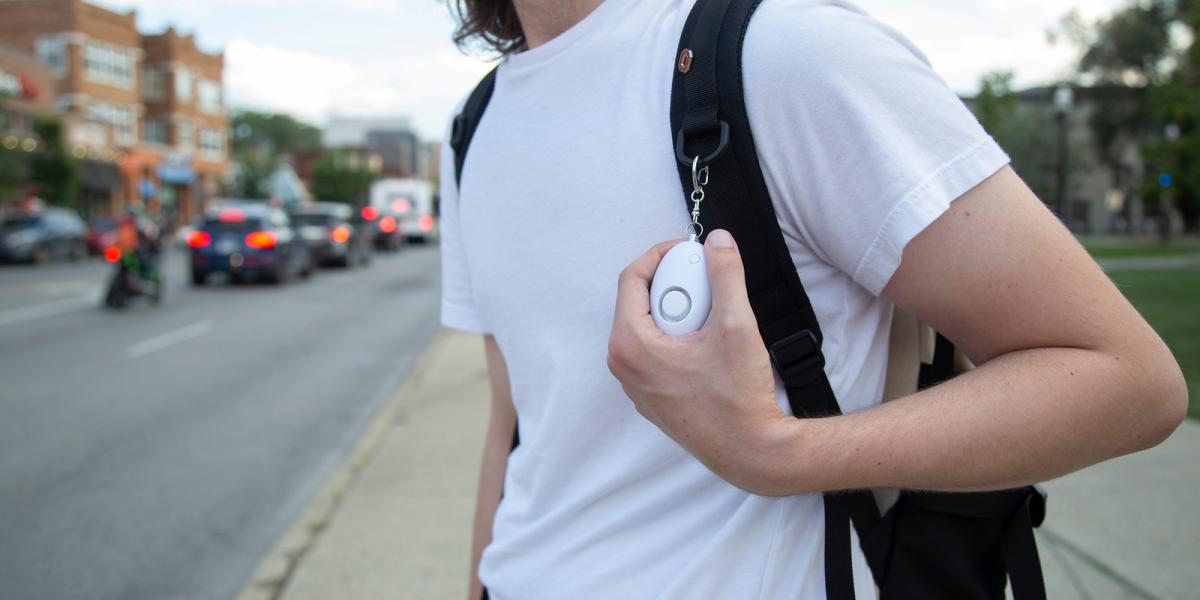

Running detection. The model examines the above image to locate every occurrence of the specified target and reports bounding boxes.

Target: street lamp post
[1161,123,1182,242]
[1053,84,1074,225]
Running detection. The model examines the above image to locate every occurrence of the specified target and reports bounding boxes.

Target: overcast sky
[95,0,1127,140]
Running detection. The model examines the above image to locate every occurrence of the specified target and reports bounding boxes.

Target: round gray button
[660,289,692,322]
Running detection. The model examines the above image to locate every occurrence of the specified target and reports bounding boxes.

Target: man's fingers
[614,239,683,321]
[704,230,754,320]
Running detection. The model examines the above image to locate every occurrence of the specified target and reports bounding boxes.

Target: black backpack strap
[671,1,879,598]
[450,67,499,189]
[449,67,520,456]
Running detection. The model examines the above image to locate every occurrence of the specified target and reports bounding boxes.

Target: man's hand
[607,230,794,495]
[611,169,1186,499]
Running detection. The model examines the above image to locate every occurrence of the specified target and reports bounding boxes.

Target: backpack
[449,0,1048,597]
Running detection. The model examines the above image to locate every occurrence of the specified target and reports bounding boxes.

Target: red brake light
[331,226,351,244]
[218,209,246,223]
[361,206,379,221]
[391,198,411,214]
[245,231,278,249]
[419,214,435,233]
[379,216,397,234]
[103,246,122,263]
[187,231,212,248]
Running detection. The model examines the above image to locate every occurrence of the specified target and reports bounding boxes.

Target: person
[115,206,161,281]
[438,1,1188,598]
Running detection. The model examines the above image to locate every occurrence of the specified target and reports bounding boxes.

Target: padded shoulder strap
[672,0,834,405]
[670,1,879,598]
[450,67,499,188]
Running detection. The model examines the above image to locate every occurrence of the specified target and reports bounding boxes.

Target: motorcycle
[102,245,163,309]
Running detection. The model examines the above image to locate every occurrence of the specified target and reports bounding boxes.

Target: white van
[369,178,437,243]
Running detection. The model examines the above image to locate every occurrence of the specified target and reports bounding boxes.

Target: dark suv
[290,202,372,268]
[187,203,314,285]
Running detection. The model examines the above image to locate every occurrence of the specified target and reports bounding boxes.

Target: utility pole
[1053,85,1074,226]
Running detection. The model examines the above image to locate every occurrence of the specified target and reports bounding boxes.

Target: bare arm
[468,335,516,600]
[770,166,1189,493]
[608,166,1187,497]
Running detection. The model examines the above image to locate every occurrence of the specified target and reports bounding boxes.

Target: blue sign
[158,152,195,185]
[139,178,157,200]
[1159,173,1173,189]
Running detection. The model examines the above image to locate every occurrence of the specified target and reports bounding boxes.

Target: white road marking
[0,293,101,328]
[128,320,214,358]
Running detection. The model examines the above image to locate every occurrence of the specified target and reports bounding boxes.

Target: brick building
[0,0,227,223]
[0,0,139,217]
[0,43,58,206]
[135,26,226,223]
[0,43,59,137]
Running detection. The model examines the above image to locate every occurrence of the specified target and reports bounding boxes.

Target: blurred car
[290,202,371,268]
[85,217,118,256]
[187,202,314,285]
[0,207,87,263]
[359,204,405,252]
[370,178,437,243]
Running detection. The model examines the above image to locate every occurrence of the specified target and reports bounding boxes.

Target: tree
[974,71,1018,135]
[1060,0,1198,231]
[28,116,78,208]
[1144,1,1200,229]
[0,93,31,203]
[970,71,1066,206]
[230,111,322,158]
[229,111,322,198]
[310,150,375,205]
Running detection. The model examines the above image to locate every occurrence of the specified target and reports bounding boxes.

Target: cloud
[100,0,1136,140]
[859,0,1127,90]
[224,39,492,138]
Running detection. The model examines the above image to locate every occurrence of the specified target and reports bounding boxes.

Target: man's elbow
[1131,349,1189,452]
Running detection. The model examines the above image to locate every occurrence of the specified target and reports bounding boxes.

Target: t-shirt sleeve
[438,112,490,334]
[744,0,1011,296]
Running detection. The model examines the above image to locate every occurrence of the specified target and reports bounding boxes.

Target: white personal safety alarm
[649,157,713,336]
[650,239,712,336]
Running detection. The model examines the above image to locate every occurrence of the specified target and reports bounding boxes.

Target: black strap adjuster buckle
[769,329,825,387]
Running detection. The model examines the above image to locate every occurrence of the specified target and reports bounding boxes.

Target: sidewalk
[238,329,490,600]
[239,328,1199,599]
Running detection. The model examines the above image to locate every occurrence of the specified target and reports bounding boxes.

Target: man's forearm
[766,343,1185,496]
[468,408,511,600]
[469,336,516,600]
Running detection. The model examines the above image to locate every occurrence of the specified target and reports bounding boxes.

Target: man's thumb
[704,230,752,317]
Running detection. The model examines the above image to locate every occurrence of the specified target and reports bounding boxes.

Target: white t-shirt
[439,0,1009,598]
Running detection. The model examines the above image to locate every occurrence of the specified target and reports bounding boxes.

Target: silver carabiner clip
[691,156,709,192]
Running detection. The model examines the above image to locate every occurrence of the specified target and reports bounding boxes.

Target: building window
[143,119,167,145]
[176,121,193,150]
[200,129,225,158]
[197,80,222,114]
[35,37,67,77]
[174,67,193,103]
[84,101,136,146]
[83,41,136,89]
[142,67,165,101]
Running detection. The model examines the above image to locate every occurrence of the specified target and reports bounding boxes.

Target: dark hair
[450,0,525,55]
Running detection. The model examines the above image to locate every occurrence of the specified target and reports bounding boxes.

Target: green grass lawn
[1107,268,1200,419]
[1085,243,1200,259]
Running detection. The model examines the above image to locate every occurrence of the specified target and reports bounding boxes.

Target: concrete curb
[236,331,454,600]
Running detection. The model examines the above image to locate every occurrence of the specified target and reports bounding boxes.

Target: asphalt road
[0,245,443,600]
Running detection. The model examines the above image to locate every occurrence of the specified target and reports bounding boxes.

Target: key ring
[686,222,704,239]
